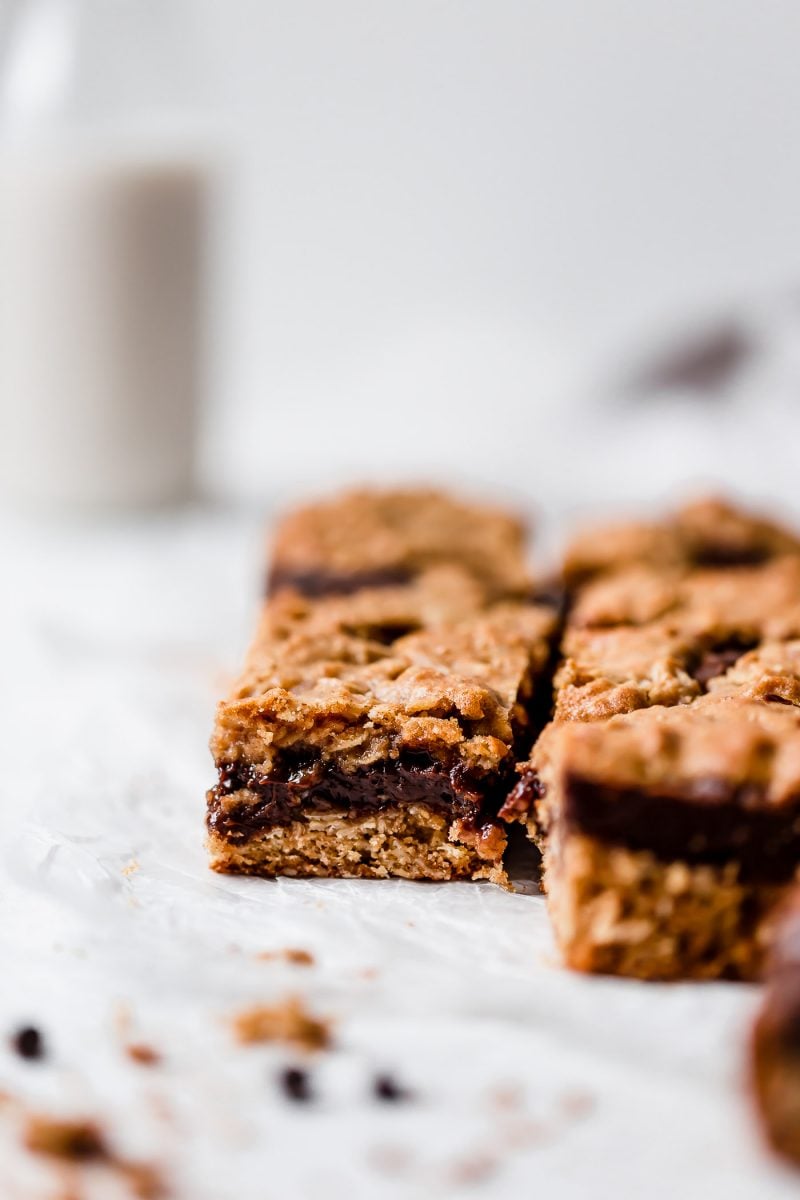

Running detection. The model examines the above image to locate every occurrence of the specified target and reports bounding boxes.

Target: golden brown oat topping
[212,569,556,774]
[270,486,531,598]
[564,496,800,586]
[539,695,800,803]
[571,556,800,635]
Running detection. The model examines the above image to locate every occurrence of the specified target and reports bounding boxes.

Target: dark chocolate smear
[563,772,800,881]
[267,565,413,599]
[208,753,513,845]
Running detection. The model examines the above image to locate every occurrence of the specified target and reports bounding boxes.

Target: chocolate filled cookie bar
[267,487,531,599]
[525,690,800,980]
[752,889,800,1165]
[207,568,557,883]
[503,498,800,979]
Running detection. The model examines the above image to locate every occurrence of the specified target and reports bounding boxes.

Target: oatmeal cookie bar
[207,568,557,883]
[512,670,800,980]
[267,487,531,599]
[504,499,800,979]
[752,888,800,1165]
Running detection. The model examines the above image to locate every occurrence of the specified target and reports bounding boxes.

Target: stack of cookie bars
[206,486,800,1162]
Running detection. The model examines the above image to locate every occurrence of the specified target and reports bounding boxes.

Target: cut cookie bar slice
[207,568,557,883]
[514,693,800,980]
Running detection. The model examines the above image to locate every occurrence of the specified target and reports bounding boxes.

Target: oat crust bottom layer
[544,830,790,981]
[207,804,504,884]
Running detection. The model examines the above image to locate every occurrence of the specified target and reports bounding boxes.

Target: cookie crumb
[232,996,331,1051]
[121,860,140,878]
[24,1116,107,1161]
[366,1144,413,1175]
[126,1043,161,1066]
[11,1025,45,1061]
[560,1090,595,1120]
[279,1066,313,1103]
[488,1082,523,1111]
[449,1152,498,1185]
[120,1161,166,1199]
[257,948,314,967]
[24,1113,166,1197]
[502,1117,549,1150]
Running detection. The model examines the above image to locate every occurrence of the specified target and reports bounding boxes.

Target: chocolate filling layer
[207,753,513,845]
[563,772,800,881]
[267,565,413,598]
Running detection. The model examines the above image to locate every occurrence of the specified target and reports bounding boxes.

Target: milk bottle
[0,0,212,509]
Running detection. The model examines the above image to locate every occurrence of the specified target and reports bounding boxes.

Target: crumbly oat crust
[207,804,506,884]
[543,831,785,981]
[268,487,532,598]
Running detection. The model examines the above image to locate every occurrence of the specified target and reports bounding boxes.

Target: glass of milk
[0,0,213,510]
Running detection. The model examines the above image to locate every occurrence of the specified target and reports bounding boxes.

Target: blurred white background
[193,0,800,507]
[2,0,800,515]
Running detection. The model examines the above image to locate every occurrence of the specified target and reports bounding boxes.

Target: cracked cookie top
[212,567,556,775]
[268,486,532,599]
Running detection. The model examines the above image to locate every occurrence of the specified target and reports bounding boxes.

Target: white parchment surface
[1,510,798,1200]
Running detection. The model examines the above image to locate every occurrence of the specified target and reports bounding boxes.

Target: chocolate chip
[373,1073,411,1102]
[279,1066,313,1103]
[11,1026,44,1061]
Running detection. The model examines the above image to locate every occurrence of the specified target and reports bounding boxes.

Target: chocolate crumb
[11,1026,44,1061]
[126,1043,161,1066]
[279,1066,313,1103]
[24,1116,107,1161]
[232,996,331,1051]
[373,1074,412,1103]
